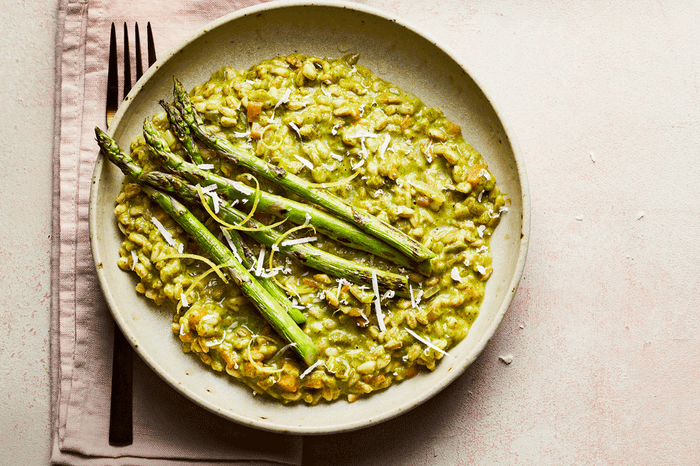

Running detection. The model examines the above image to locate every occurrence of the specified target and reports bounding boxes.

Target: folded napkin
[50,0,303,464]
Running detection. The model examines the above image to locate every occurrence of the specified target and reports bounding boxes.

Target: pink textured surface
[2,0,700,464]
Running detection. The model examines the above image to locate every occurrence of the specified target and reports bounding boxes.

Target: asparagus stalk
[161,101,203,165]
[146,114,431,276]
[223,227,307,325]
[97,127,306,324]
[140,183,318,366]
[172,78,436,264]
[96,127,409,292]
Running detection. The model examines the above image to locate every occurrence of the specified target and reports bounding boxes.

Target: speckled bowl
[89,0,530,434]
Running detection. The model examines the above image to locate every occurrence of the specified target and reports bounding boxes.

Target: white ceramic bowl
[89,0,530,434]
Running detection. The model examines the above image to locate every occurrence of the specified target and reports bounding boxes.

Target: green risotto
[114,53,506,404]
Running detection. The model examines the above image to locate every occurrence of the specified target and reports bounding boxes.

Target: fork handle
[108,324,133,446]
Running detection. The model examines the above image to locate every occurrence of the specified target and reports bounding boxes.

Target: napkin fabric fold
[50,1,303,464]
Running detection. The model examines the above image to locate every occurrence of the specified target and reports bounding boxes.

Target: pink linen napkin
[50,1,303,464]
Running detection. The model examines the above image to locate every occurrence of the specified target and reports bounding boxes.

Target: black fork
[106,22,156,446]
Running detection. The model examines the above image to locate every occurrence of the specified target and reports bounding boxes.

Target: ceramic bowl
[89,0,530,434]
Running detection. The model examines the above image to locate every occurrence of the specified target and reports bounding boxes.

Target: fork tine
[147,22,157,67]
[106,23,118,127]
[123,23,132,99]
[134,23,144,81]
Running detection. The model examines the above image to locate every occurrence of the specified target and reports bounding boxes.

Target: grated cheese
[371,271,386,332]
[289,122,302,138]
[151,217,176,247]
[451,267,463,283]
[232,181,254,196]
[405,328,449,357]
[219,227,243,264]
[280,236,317,247]
[352,159,365,170]
[271,88,291,119]
[299,360,324,379]
[407,287,425,312]
[378,134,391,159]
[206,189,222,214]
[293,154,314,170]
[180,293,189,308]
[477,225,486,238]
[479,168,491,181]
[255,247,266,277]
[130,250,138,270]
[197,163,215,170]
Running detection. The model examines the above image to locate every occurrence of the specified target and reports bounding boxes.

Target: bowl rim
[89,0,531,434]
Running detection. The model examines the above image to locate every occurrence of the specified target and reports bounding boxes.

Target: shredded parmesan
[479,168,491,181]
[198,163,215,170]
[130,250,138,270]
[280,236,317,247]
[151,217,176,247]
[294,154,314,170]
[477,225,486,238]
[378,134,391,159]
[232,181,254,196]
[271,88,291,119]
[219,227,244,264]
[371,271,386,332]
[289,122,301,138]
[451,267,463,283]
[299,359,324,379]
[405,327,450,357]
[255,247,266,277]
[202,185,222,214]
